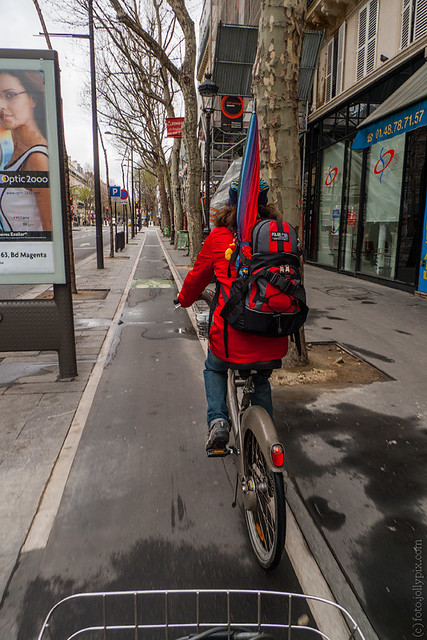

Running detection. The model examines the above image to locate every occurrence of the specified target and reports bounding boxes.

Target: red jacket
[178,226,288,364]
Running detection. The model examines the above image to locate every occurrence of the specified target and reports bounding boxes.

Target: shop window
[356,0,378,82]
[342,147,363,272]
[401,0,427,48]
[361,133,406,279]
[325,24,346,102]
[396,128,427,284]
[317,142,345,267]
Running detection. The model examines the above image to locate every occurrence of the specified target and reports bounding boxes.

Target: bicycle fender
[241,406,286,473]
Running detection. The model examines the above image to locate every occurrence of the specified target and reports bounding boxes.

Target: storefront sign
[373,147,395,183]
[166,117,184,138]
[221,96,244,132]
[325,166,338,186]
[0,51,66,284]
[353,99,427,149]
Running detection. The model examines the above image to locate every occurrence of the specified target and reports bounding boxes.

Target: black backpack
[219,219,309,354]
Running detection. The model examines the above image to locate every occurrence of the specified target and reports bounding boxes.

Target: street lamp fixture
[198,73,218,237]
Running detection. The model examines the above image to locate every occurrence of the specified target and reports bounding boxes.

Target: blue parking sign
[110,186,121,197]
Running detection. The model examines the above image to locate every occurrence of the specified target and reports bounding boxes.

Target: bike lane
[5,229,313,639]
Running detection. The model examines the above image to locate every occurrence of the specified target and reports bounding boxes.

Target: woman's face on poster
[0,73,36,131]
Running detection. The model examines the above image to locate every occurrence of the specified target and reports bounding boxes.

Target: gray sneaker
[206,420,230,452]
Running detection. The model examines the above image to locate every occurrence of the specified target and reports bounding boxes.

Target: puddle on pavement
[140,325,197,340]
[74,318,112,329]
[36,289,109,300]
[0,362,56,385]
[320,285,381,301]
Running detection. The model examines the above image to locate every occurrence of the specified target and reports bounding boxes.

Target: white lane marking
[21,234,147,553]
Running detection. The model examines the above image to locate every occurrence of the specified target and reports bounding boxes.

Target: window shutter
[401,0,413,48]
[356,0,378,82]
[356,5,368,81]
[366,0,378,74]
[325,38,334,102]
[336,23,346,95]
[414,0,427,40]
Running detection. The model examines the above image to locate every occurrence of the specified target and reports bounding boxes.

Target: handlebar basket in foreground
[37,588,367,640]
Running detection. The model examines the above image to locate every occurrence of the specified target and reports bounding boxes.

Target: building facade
[304,0,427,293]
[197,0,427,293]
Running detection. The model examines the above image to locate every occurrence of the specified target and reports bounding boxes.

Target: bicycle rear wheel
[243,429,286,570]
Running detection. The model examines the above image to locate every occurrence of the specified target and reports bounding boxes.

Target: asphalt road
[4,230,312,640]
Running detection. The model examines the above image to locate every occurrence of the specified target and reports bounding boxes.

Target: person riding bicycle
[177,179,288,452]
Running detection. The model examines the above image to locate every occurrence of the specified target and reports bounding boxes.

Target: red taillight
[271,444,284,467]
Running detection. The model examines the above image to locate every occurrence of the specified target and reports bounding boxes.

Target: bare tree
[108,0,203,261]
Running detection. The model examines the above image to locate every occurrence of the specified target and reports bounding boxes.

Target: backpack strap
[218,282,230,359]
[220,277,249,319]
[292,330,302,356]
[257,268,307,305]
[209,279,221,330]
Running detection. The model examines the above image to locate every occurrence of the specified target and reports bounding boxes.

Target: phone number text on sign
[363,105,427,147]
[369,109,425,143]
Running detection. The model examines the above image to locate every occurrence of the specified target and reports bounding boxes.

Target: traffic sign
[110,186,121,197]
[120,189,128,200]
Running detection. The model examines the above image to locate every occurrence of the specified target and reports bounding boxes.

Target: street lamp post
[38,0,104,268]
[131,146,135,238]
[198,74,218,237]
[88,0,104,269]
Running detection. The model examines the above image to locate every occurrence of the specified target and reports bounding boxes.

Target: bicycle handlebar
[198,289,215,308]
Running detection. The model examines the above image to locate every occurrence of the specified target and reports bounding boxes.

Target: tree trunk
[182,105,203,261]
[253,0,308,365]
[171,137,184,244]
[157,163,170,232]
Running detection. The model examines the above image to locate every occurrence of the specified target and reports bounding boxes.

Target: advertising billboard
[0,50,66,284]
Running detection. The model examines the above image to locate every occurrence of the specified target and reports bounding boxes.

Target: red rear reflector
[271,444,284,467]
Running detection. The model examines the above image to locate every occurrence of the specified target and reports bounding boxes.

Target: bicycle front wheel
[243,429,286,570]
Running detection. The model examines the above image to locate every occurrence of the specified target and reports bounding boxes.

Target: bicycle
[37,588,367,640]
[178,290,287,571]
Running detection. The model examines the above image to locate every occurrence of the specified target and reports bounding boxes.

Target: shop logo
[374,147,395,183]
[325,166,338,187]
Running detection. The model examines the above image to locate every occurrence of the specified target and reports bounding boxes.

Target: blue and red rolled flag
[236,112,260,258]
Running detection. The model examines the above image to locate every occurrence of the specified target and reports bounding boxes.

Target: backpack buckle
[269,272,280,286]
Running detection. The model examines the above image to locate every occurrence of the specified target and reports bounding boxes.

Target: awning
[213,24,259,97]
[353,63,427,149]
[212,25,324,100]
[299,30,324,102]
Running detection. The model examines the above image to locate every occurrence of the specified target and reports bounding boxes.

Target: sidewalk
[0,231,145,605]
[159,233,427,640]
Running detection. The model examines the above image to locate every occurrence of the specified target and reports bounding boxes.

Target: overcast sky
[2,0,203,186]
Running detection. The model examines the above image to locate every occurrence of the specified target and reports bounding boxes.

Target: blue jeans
[203,349,273,427]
